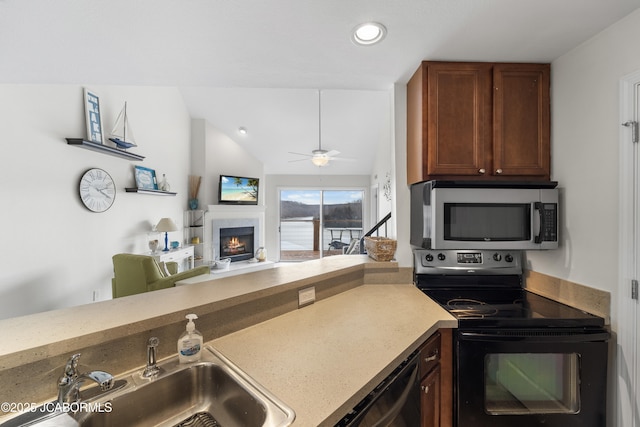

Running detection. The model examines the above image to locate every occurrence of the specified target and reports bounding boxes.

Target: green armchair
[111,253,210,298]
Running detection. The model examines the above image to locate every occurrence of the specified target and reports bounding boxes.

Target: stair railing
[359,212,392,254]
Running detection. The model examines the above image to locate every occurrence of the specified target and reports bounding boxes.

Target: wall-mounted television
[218,175,259,205]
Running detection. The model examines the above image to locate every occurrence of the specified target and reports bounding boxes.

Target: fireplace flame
[228,237,241,249]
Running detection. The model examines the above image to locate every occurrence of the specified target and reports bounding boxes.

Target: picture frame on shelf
[83,88,104,144]
[134,165,157,190]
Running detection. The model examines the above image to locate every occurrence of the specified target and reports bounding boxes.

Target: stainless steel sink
[2,346,295,427]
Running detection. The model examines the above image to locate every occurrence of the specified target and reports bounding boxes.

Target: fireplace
[219,226,254,262]
[210,212,261,264]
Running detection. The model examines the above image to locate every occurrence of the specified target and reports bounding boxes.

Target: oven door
[455,329,609,427]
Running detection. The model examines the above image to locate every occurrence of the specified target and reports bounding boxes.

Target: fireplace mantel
[208,205,266,215]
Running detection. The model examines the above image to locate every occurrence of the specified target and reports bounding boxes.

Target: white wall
[370,90,394,224]
[0,85,192,319]
[392,83,412,267]
[528,10,640,427]
[526,9,640,317]
[190,119,264,208]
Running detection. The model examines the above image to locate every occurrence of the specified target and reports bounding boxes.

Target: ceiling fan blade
[325,150,340,157]
[327,157,357,162]
[288,158,311,163]
[288,151,313,157]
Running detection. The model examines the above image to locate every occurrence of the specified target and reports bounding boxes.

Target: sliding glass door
[279,189,364,261]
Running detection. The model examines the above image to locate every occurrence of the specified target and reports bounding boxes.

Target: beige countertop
[0,256,455,425]
[0,256,374,367]
[212,283,456,426]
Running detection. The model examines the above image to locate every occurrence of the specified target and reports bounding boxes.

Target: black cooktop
[420,286,605,329]
[413,249,606,329]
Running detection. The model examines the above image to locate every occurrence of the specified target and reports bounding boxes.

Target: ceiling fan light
[311,156,329,167]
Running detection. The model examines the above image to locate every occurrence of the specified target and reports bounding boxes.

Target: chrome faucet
[57,353,114,405]
[142,337,161,378]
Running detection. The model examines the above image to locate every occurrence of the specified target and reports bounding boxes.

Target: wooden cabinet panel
[419,330,441,377]
[420,365,441,427]
[493,63,550,177]
[439,329,453,427]
[407,61,550,184]
[426,63,492,177]
[418,328,453,427]
[407,63,427,185]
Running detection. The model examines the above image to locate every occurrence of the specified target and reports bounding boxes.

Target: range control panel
[414,249,522,275]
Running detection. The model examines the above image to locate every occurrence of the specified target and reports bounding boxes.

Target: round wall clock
[79,168,116,212]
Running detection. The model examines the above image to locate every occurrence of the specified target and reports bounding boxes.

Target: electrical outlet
[298,287,316,308]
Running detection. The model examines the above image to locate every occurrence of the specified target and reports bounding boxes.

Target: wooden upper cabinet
[493,63,550,177]
[427,62,492,178]
[406,61,550,185]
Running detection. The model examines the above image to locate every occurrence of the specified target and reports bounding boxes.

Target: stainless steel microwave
[410,181,559,250]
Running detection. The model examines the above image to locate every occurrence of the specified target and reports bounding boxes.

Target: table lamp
[156,217,178,251]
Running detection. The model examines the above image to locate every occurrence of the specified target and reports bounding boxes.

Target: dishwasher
[335,350,421,427]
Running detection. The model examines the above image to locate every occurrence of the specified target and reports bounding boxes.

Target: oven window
[444,203,530,241]
[484,353,580,415]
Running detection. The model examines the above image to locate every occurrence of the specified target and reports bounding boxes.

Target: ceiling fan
[289,90,354,167]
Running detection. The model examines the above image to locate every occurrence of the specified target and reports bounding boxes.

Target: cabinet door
[407,62,492,184]
[420,365,441,427]
[493,63,550,178]
[419,331,441,377]
[426,62,493,178]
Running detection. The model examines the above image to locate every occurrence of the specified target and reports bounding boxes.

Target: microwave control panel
[538,203,558,242]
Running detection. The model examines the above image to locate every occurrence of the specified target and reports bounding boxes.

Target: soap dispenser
[178,314,203,363]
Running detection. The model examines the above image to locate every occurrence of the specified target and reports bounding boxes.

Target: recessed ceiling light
[238,127,248,135]
[351,22,387,46]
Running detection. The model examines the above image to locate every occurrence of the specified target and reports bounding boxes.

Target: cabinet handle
[421,384,430,395]
[478,168,486,174]
[495,168,503,174]
[424,349,438,363]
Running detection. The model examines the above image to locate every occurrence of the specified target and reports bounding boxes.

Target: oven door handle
[459,330,610,343]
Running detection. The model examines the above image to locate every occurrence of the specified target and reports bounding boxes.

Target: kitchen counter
[0,255,454,423]
[212,284,456,426]
[0,256,376,367]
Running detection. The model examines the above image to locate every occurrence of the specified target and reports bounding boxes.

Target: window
[279,189,364,261]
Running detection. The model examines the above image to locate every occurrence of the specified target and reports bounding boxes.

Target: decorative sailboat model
[108,102,137,150]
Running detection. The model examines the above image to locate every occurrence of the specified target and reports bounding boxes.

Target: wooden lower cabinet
[420,365,441,427]
[419,328,453,427]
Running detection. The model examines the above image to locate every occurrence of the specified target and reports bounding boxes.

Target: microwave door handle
[534,202,544,243]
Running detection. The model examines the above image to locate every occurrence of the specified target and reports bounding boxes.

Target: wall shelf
[125,188,177,196]
[66,138,145,161]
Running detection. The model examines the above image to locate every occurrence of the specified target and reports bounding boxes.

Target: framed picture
[134,166,157,190]
[83,88,104,144]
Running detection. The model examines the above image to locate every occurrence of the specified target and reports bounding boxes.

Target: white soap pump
[178,313,203,363]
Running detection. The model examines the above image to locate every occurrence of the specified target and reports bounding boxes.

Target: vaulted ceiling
[2,0,638,174]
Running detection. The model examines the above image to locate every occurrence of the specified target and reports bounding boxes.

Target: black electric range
[414,249,605,329]
[414,249,610,427]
